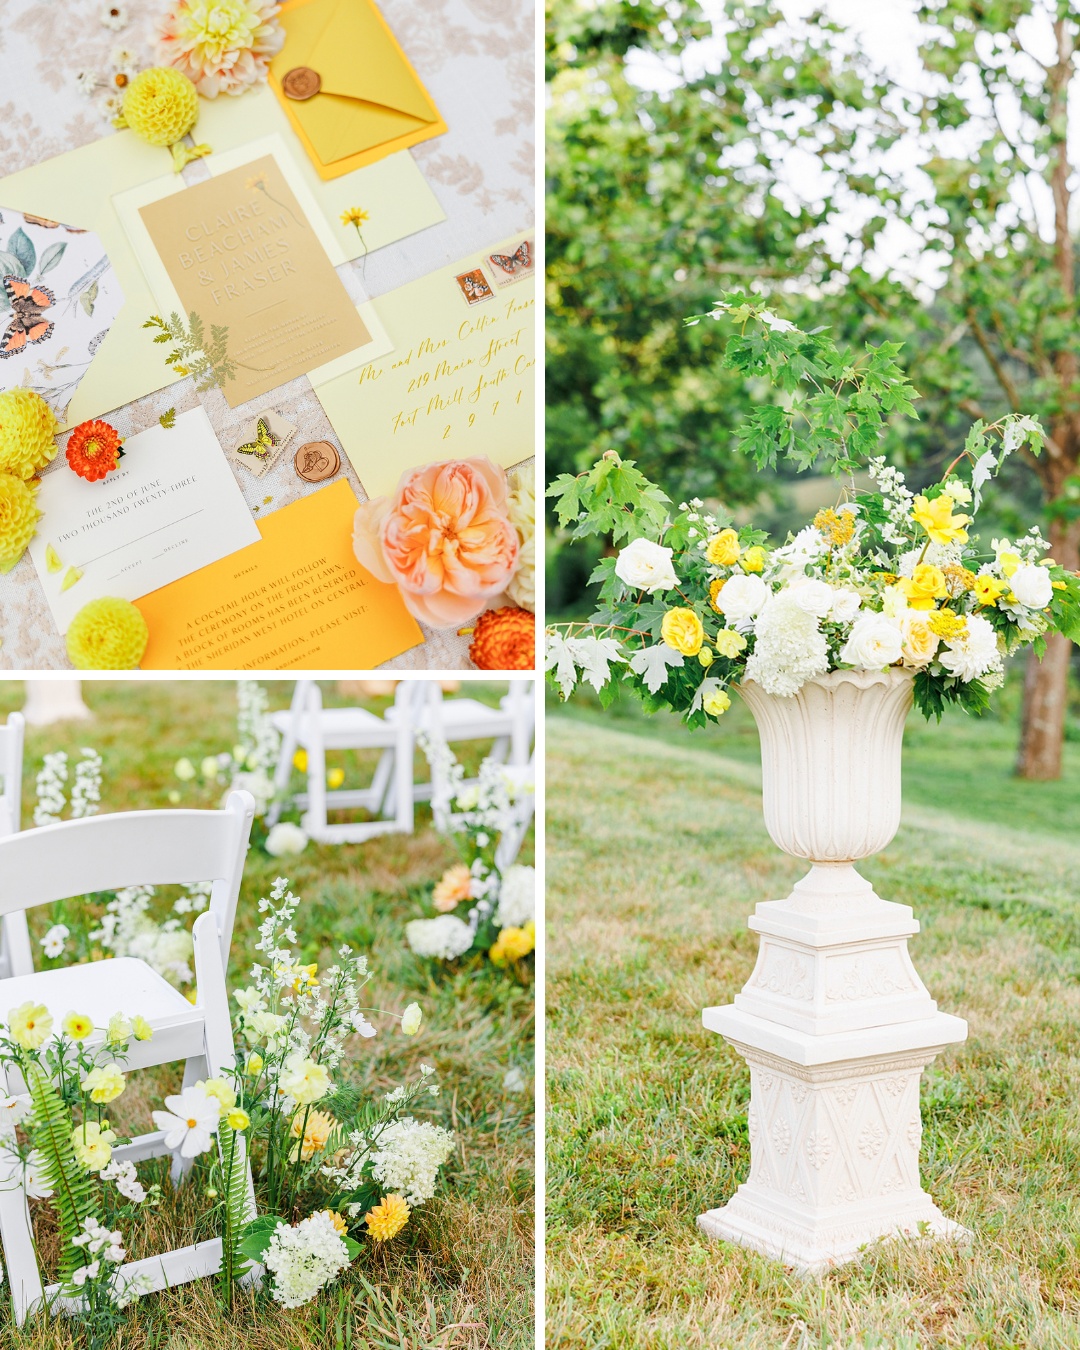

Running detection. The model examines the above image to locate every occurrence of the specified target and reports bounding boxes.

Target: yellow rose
[740,545,766,573]
[911,493,970,546]
[900,616,940,668]
[9,1001,52,1051]
[713,628,747,659]
[703,688,732,718]
[82,1064,126,1104]
[897,563,948,611]
[660,607,704,657]
[63,1012,94,1042]
[973,574,1007,606]
[705,529,741,567]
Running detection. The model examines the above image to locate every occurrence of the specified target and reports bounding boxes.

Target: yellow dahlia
[0,389,59,480]
[121,66,199,146]
[364,1194,410,1242]
[490,921,535,965]
[0,473,41,571]
[66,597,149,669]
[290,1108,334,1160]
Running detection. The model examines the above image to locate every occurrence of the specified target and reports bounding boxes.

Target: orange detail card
[134,479,423,670]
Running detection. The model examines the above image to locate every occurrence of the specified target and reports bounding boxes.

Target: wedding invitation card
[134,479,424,669]
[28,408,259,633]
[136,156,371,407]
[311,239,536,498]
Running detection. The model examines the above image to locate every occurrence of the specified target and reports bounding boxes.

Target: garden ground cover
[0,680,534,1350]
[546,697,1080,1349]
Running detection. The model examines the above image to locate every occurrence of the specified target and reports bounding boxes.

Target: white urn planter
[698,668,969,1272]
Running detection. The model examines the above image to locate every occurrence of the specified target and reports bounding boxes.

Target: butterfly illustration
[0,276,55,359]
[235,416,278,461]
[488,241,532,276]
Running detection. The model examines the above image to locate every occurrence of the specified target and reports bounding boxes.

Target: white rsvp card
[29,407,259,633]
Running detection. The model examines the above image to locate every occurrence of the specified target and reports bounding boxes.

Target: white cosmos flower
[151,1085,220,1158]
[614,537,678,593]
[0,1094,32,1139]
[839,614,903,670]
[714,573,770,632]
[0,1147,53,1199]
[1008,563,1053,610]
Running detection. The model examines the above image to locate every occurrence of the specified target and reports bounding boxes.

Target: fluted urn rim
[737,666,915,702]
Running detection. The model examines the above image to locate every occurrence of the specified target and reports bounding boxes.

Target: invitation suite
[28,408,259,633]
[134,479,424,670]
[137,156,371,407]
[312,239,536,498]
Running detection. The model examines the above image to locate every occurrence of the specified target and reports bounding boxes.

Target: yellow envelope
[269,0,447,179]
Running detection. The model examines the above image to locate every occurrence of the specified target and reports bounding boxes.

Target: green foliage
[143,312,237,393]
[159,407,177,430]
[547,453,671,541]
[217,1120,253,1299]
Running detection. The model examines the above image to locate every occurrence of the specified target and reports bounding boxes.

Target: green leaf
[237,1214,284,1263]
[7,227,35,276]
[342,1234,362,1260]
[159,407,177,429]
[0,249,24,281]
[37,240,67,276]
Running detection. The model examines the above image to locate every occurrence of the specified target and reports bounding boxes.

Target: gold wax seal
[282,66,321,100]
[294,440,340,483]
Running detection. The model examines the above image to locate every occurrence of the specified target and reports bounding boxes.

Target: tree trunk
[1015,514,1080,780]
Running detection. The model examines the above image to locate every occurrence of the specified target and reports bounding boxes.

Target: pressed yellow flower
[82,1064,126,1104]
[10,1001,53,1050]
[713,628,747,659]
[0,389,59,481]
[705,528,741,567]
[226,1108,250,1131]
[364,1194,410,1242]
[244,173,267,191]
[813,507,855,548]
[740,545,767,573]
[973,575,1008,606]
[660,607,704,657]
[927,609,968,641]
[66,597,148,670]
[897,563,948,611]
[703,688,732,718]
[340,206,370,228]
[63,1011,94,1042]
[911,493,970,546]
[324,1209,348,1235]
[708,578,726,613]
[291,1107,334,1160]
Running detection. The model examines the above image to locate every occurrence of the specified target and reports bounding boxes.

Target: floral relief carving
[906,1116,922,1150]
[833,1084,857,1109]
[751,947,814,1001]
[824,955,912,1003]
[882,1076,909,1099]
[770,1118,792,1156]
[857,1121,886,1159]
[747,1104,759,1142]
[804,1131,833,1170]
[789,1083,809,1105]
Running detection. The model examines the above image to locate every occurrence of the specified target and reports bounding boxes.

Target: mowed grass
[546,700,1080,1350]
[0,680,534,1350]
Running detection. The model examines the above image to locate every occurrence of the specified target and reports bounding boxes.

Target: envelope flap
[304,0,437,124]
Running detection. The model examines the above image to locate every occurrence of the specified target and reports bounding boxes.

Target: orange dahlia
[466,606,534,670]
[66,420,122,482]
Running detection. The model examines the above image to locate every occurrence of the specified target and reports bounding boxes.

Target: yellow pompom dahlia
[66,597,149,669]
[0,389,59,480]
[121,67,199,146]
[364,1194,410,1243]
[0,472,41,571]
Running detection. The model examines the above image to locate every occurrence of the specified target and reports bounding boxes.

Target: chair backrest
[0,790,254,965]
[0,712,23,838]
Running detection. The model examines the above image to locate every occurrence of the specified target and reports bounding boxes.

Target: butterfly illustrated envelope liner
[0,208,124,421]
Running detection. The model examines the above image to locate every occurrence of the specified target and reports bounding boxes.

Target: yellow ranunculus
[705,528,741,567]
[703,688,732,718]
[10,1001,52,1050]
[897,563,948,611]
[911,493,970,546]
[740,545,766,573]
[713,628,747,659]
[973,574,1007,606]
[82,1064,126,1104]
[660,607,704,657]
[63,1011,93,1042]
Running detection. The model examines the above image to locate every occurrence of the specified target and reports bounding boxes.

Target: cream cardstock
[28,407,260,633]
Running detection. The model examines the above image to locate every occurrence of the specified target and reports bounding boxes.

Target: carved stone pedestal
[699,670,969,1272]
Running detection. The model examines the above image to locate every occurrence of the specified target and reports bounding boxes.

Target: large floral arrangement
[546,298,1080,723]
[405,737,535,969]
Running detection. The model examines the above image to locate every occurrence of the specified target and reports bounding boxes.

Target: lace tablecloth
[0,0,534,671]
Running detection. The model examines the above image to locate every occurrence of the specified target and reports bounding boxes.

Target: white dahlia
[156,0,285,98]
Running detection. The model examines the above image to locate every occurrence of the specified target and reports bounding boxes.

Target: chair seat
[271,706,390,749]
[0,956,196,1032]
[385,699,513,736]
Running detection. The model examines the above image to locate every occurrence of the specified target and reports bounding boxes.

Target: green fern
[218,1119,255,1299]
[142,312,239,393]
[23,1055,97,1288]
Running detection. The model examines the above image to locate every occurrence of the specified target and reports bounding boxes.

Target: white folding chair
[394,682,536,798]
[266,680,422,843]
[0,790,255,1324]
[494,754,536,872]
[0,712,32,982]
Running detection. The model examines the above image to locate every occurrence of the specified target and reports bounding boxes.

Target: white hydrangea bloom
[743,590,829,696]
[937,614,1001,682]
[368,1117,456,1206]
[264,1212,351,1308]
[405,916,474,961]
[495,865,535,929]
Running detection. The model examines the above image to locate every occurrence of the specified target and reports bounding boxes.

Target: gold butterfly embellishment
[235,417,278,461]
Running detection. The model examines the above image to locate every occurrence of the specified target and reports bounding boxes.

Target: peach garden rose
[352,458,520,628]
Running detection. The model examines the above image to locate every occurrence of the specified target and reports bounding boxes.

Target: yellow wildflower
[972,575,1008,607]
[705,529,741,567]
[326,767,345,789]
[63,1012,94,1042]
[813,507,855,548]
[740,545,767,573]
[9,1001,52,1050]
[340,206,370,228]
[708,578,726,613]
[82,1065,126,1105]
[660,607,704,657]
[927,609,968,641]
[292,748,308,773]
[226,1108,250,1131]
[490,922,535,965]
[911,493,970,546]
[713,629,747,659]
[703,688,732,718]
[364,1194,410,1242]
[897,563,948,611]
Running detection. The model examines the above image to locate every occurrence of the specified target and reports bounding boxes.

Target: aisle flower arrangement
[405,739,535,968]
[546,298,1080,721]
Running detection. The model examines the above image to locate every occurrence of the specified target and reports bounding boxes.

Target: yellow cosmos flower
[740,545,767,573]
[82,1064,126,1104]
[364,1194,410,1242]
[911,493,970,546]
[705,529,741,567]
[973,574,1008,606]
[897,563,949,611]
[708,578,726,613]
[660,607,704,657]
[10,1001,53,1050]
[63,1011,94,1042]
[703,688,732,718]
[341,207,370,228]
[713,628,747,659]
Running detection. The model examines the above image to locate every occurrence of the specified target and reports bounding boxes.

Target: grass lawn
[0,680,534,1350]
[546,692,1080,1349]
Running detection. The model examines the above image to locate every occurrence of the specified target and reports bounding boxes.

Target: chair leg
[266,727,297,830]
[0,1070,44,1324]
[0,911,34,980]
[394,729,415,834]
[371,748,395,817]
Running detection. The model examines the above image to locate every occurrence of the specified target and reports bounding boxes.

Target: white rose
[788,579,835,618]
[828,588,862,624]
[715,573,770,631]
[1008,563,1053,610]
[265,822,308,857]
[614,537,678,593]
[839,614,903,670]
